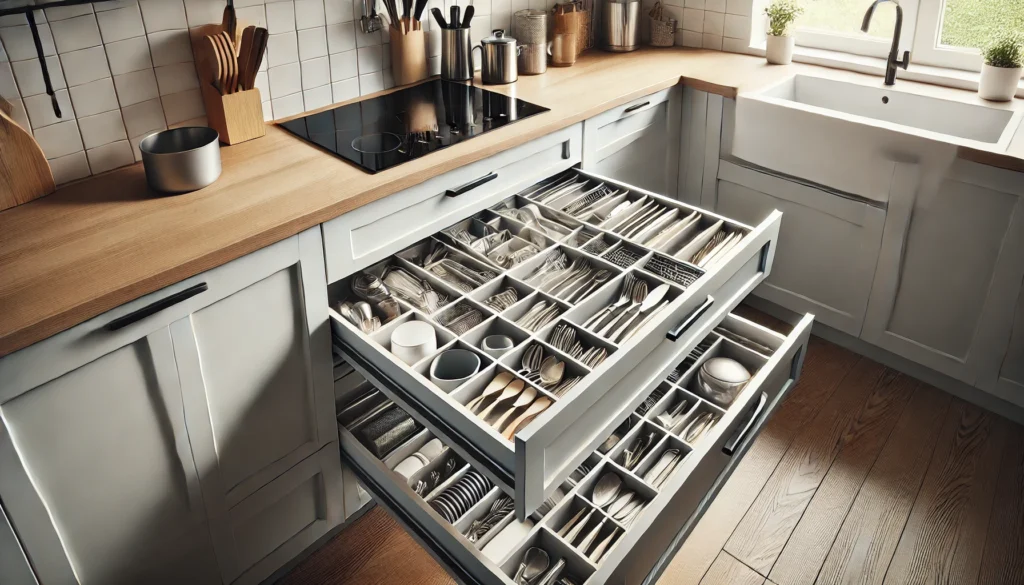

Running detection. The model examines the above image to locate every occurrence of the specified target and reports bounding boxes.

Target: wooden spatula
[222,0,237,51]
[0,107,55,211]
[237,26,256,91]
[220,31,238,93]
[197,35,223,93]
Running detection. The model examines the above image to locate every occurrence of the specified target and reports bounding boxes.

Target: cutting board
[0,106,55,211]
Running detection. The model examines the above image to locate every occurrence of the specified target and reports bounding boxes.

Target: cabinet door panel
[0,329,218,585]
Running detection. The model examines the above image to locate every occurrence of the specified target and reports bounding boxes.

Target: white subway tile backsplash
[722,35,749,52]
[268,31,299,66]
[271,91,303,117]
[358,70,382,95]
[303,83,332,109]
[0,62,17,97]
[298,26,328,59]
[236,5,268,27]
[703,10,723,35]
[155,62,198,95]
[705,0,726,13]
[262,99,273,120]
[266,0,297,33]
[78,109,128,148]
[96,5,145,43]
[87,139,134,173]
[45,5,94,21]
[268,61,302,95]
[49,150,91,184]
[106,35,153,73]
[113,68,159,105]
[681,8,703,31]
[254,70,270,95]
[34,119,83,158]
[471,0,492,15]
[295,0,327,29]
[726,0,751,15]
[69,76,119,116]
[59,46,110,86]
[50,14,102,53]
[8,97,31,131]
[24,89,74,128]
[382,68,393,89]
[121,97,165,136]
[11,56,66,96]
[301,55,330,88]
[329,49,357,80]
[326,21,356,53]
[0,42,6,62]
[95,1,140,13]
[324,0,353,24]
[0,13,29,26]
[682,0,704,10]
[724,13,749,38]
[160,88,203,123]
[183,0,223,26]
[701,32,722,49]
[139,0,188,32]
[1,24,56,60]
[148,29,193,66]
[680,29,702,47]
[354,23,380,47]
[331,76,358,102]
[356,45,382,73]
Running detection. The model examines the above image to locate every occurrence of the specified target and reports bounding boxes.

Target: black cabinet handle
[106,283,208,331]
[622,101,651,115]
[666,295,713,341]
[445,172,498,197]
[724,391,768,456]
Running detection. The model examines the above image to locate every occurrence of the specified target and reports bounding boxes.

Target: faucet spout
[861,0,910,85]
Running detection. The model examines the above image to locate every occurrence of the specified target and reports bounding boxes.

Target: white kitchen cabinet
[0,226,339,585]
[714,160,885,336]
[582,88,682,199]
[862,160,1024,387]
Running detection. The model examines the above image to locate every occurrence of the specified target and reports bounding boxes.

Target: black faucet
[862,0,910,85]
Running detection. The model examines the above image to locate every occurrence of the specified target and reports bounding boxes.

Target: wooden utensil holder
[390,28,428,86]
[200,82,266,145]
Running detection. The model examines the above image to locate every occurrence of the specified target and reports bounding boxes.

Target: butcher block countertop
[1,47,1022,356]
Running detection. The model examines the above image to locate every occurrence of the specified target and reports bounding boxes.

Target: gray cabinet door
[0,327,219,585]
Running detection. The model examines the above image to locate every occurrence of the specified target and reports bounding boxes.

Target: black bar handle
[445,172,498,197]
[106,283,208,331]
[622,101,651,115]
[666,295,713,341]
[724,391,768,456]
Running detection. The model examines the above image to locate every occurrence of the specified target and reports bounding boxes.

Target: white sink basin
[731,74,1023,202]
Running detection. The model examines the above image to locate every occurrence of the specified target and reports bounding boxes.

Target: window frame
[911,0,984,71]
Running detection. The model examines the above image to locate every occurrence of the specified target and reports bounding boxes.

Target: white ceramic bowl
[698,357,751,406]
[394,455,426,478]
[391,321,438,365]
[418,438,444,461]
[429,349,481,392]
[481,334,514,358]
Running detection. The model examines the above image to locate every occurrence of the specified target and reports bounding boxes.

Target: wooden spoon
[209,33,230,94]
[465,371,513,412]
[490,386,536,430]
[197,35,223,93]
[476,379,525,422]
[237,26,256,90]
[219,31,237,93]
[501,396,552,440]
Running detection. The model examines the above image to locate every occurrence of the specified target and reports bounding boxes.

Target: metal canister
[514,10,548,75]
[601,0,640,52]
[476,30,521,84]
[441,27,474,81]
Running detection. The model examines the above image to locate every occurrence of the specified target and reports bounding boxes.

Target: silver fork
[583,274,638,331]
[597,279,647,338]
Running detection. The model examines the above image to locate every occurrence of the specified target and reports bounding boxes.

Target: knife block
[200,83,266,145]
[390,28,428,86]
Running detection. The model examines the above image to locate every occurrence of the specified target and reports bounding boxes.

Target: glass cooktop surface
[278,80,549,174]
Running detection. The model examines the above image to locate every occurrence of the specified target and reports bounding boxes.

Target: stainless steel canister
[140,127,221,193]
[475,30,520,84]
[514,9,548,75]
[441,27,474,81]
[601,0,640,52]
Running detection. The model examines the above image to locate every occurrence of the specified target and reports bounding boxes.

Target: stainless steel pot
[601,0,640,52]
[475,30,521,85]
[441,27,474,82]
[140,127,221,194]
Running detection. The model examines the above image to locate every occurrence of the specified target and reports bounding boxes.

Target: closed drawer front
[585,88,675,165]
[329,167,782,518]
[337,312,813,585]
[322,125,583,283]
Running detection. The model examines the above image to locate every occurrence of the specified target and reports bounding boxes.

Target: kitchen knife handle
[445,172,497,197]
[666,295,713,341]
[106,283,208,331]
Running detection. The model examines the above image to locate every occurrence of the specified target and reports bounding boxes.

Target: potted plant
[979,33,1023,101]
[764,0,803,65]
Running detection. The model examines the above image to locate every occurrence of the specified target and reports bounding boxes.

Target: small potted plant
[764,0,803,65]
[979,33,1023,101]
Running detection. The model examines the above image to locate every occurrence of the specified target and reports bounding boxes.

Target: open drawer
[329,168,783,518]
[337,312,813,585]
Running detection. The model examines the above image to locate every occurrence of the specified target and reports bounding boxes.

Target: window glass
[797,0,897,39]
[940,0,1024,49]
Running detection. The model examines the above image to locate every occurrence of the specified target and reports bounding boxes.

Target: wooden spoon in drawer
[476,379,525,422]
[465,371,514,413]
[501,396,552,440]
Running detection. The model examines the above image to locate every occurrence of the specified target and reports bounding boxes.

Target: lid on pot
[482,29,517,44]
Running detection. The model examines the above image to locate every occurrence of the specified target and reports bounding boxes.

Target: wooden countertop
[1,47,1022,356]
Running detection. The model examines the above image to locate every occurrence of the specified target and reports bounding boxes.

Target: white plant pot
[978,63,1022,101]
[766,35,795,65]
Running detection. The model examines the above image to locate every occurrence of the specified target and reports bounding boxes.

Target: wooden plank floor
[280,307,1024,585]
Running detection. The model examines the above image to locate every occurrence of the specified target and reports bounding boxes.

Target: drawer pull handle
[724,391,768,456]
[105,283,208,331]
[445,172,498,197]
[622,101,651,115]
[666,295,714,341]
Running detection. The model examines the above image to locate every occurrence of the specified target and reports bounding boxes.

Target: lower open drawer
[336,312,813,585]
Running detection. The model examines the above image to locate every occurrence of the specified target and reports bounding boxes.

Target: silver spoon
[539,356,565,388]
[592,472,622,508]
[513,547,550,585]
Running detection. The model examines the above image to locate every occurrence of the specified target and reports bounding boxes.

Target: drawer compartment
[329,168,782,518]
[322,125,583,282]
[337,312,813,585]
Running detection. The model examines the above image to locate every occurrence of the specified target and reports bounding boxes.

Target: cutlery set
[618,430,657,470]
[517,343,583,397]
[381,265,448,312]
[484,287,520,311]
[466,371,553,441]
[381,0,429,32]
[582,275,670,343]
[548,323,608,369]
[436,302,486,335]
[446,226,543,269]
[514,300,564,332]
[591,472,645,527]
[463,495,515,542]
[641,449,685,489]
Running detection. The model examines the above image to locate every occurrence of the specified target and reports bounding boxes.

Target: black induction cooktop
[278,80,549,174]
